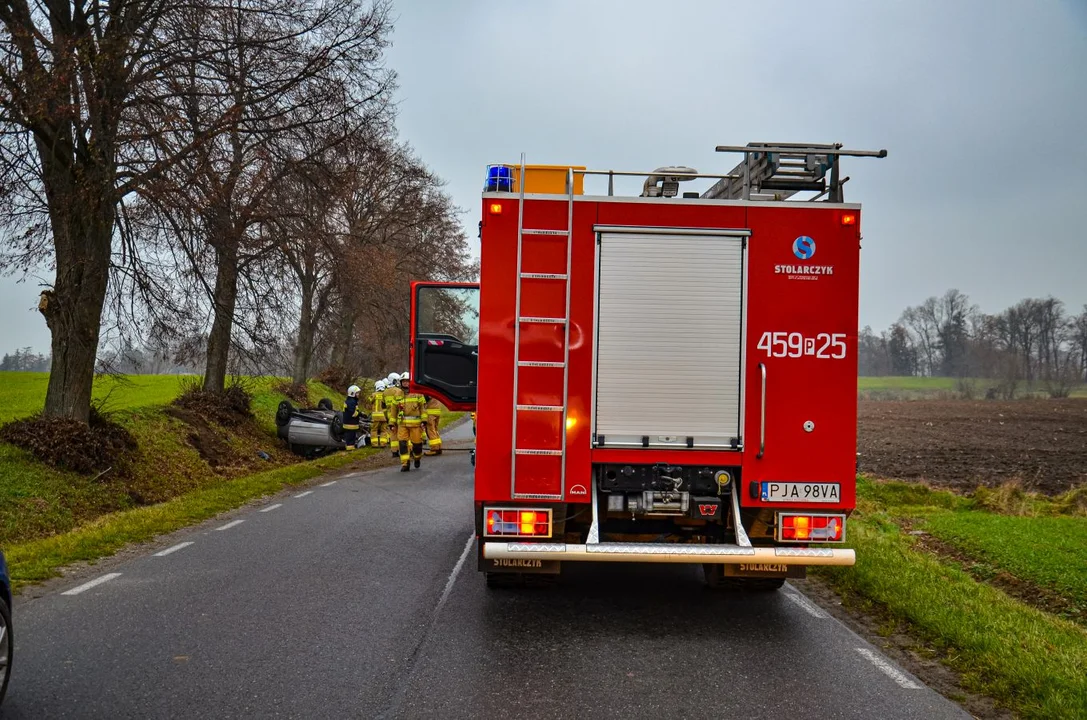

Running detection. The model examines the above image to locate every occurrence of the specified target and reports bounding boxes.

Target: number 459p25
[757,332,847,359]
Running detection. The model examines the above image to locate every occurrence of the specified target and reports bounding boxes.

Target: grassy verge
[4,447,367,590]
[3,399,466,591]
[817,478,1087,718]
[0,377,345,548]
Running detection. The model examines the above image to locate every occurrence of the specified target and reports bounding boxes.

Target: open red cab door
[409,281,480,412]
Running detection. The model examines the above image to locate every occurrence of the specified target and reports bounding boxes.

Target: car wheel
[317,398,334,411]
[702,565,784,591]
[275,400,294,427]
[0,595,12,705]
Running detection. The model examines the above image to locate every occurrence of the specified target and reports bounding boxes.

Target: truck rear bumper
[482,541,855,566]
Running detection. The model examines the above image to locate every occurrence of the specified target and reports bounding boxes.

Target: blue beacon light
[485,165,514,192]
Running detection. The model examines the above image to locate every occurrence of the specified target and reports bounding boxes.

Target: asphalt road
[2,422,969,719]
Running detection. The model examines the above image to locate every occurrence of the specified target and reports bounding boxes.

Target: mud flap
[723,563,806,579]
[479,555,561,575]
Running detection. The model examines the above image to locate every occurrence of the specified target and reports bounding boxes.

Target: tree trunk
[203,242,240,392]
[37,162,115,422]
[291,280,315,386]
[329,307,356,370]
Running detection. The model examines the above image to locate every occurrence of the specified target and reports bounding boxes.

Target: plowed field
[857,399,1087,495]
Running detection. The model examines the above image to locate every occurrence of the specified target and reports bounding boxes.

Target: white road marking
[437,534,475,613]
[62,573,122,596]
[855,648,922,689]
[294,491,313,498]
[259,503,283,513]
[319,480,337,487]
[782,588,830,618]
[215,520,245,531]
[154,542,194,557]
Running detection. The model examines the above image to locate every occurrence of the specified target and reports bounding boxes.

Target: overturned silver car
[275,399,371,458]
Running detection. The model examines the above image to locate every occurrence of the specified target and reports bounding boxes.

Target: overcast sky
[2,0,1085,353]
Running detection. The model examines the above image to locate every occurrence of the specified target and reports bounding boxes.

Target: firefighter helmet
[375,380,386,392]
[387,372,400,385]
[400,372,411,385]
[347,385,361,398]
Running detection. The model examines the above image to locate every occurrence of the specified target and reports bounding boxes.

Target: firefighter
[423,394,443,455]
[368,380,388,448]
[383,373,403,458]
[342,384,363,449]
[396,373,427,471]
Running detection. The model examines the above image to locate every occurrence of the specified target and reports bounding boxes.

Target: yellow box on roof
[505,164,585,195]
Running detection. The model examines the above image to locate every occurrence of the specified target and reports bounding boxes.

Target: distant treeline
[1,347,50,372]
[860,290,1087,397]
[7,289,1086,399]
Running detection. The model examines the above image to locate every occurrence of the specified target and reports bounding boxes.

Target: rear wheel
[275,400,294,428]
[702,564,784,592]
[0,595,12,705]
[317,398,334,411]
[484,572,559,590]
[732,578,785,592]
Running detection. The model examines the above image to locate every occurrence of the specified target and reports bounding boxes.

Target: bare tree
[144,0,394,392]
[1073,306,1087,383]
[936,289,973,377]
[0,0,240,420]
[900,299,939,376]
[857,326,890,376]
[269,152,340,386]
[310,132,476,382]
[886,323,917,376]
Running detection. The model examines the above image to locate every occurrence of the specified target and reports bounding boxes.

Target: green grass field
[857,376,959,391]
[858,375,1087,398]
[921,512,1087,617]
[0,372,190,423]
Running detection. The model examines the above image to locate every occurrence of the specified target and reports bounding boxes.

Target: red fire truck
[410,142,887,589]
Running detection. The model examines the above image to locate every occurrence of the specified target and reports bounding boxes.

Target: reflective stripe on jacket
[398,393,427,426]
[369,392,386,422]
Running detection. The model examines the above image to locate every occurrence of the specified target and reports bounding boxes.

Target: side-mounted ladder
[510,162,576,500]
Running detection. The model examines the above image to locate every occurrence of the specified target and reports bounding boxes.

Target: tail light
[777,513,846,543]
[484,507,553,538]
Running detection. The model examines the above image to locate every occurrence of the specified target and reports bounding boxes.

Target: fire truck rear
[409,142,887,589]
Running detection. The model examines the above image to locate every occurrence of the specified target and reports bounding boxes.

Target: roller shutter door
[594,230,746,449]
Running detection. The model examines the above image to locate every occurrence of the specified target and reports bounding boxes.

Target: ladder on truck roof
[510,159,575,500]
[702,142,887,202]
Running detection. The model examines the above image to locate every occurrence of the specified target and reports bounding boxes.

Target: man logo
[698,504,718,517]
[793,236,816,260]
